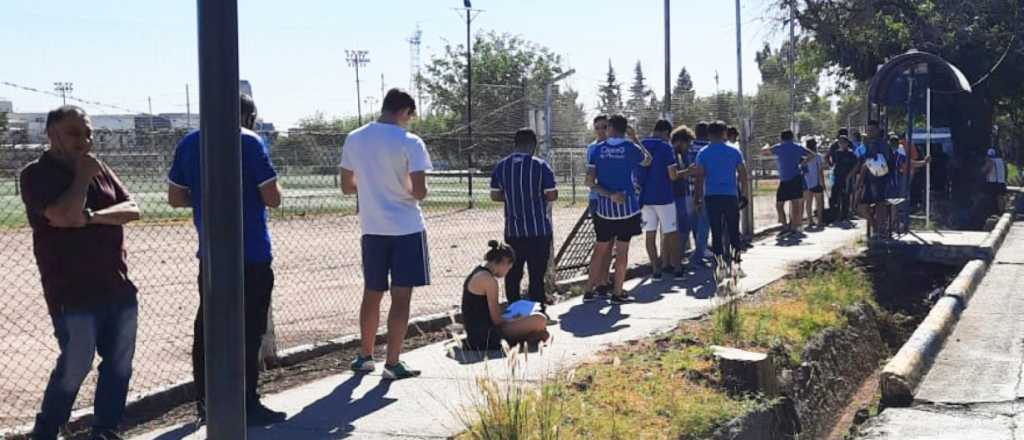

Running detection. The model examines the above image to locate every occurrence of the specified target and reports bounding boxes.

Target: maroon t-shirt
[20,151,138,315]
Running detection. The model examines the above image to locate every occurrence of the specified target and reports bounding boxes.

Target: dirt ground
[0,195,778,430]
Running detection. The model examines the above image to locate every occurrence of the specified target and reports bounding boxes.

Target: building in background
[0,99,12,113]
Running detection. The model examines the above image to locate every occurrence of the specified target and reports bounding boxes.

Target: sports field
[0,173,777,430]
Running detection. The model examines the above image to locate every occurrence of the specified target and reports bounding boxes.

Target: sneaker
[350,355,376,373]
[651,270,663,281]
[383,361,422,381]
[674,267,687,280]
[582,291,598,302]
[609,294,633,305]
[247,400,287,425]
[90,430,124,440]
[596,283,612,296]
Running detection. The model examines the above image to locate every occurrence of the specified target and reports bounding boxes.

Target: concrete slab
[858,408,1013,440]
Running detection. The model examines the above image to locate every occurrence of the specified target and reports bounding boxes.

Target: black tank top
[462,266,498,345]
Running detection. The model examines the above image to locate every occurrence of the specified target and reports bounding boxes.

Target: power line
[1,80,146,114]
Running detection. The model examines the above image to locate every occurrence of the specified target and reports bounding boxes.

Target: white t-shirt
[803,153,824,189]
[340,122,433,236]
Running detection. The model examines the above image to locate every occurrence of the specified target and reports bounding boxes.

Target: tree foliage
[597,60,624,115]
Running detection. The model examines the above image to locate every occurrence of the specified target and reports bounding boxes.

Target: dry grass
[458,256,874,439]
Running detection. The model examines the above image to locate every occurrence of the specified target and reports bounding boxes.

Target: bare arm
[340,167,357,195]
[484,276,506,326]
[667,164,680,181]
[410,171,428,201]
[544,189,558,202]
[167,185,191,208]
[586,168,618,199]
[490,189,505,202]
[693,165,705,205]
[91,200,141,225]
[260,180,283,208]
[44,176,91,228]
[738,163,749,197]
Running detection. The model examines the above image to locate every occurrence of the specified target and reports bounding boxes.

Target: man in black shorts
[762,130,811,236]
[584,115,652,304]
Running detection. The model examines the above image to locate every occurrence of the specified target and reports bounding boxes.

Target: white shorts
[641,203,678,233]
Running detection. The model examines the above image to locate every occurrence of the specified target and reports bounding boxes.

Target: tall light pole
[736,0,754,237]
[346,49,370,126]
[663,0,671,120]
[787,0,798,132]
[456,0,482,208]
[544,69,576,162]
[53,82,73,106]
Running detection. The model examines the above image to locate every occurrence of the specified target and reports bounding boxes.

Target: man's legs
[776,200,787,226]
[815,192,826,225]
[359,291,384,359]
[192,273,206,410]
[92,301,138,435]
[803,191,814,226]
[525,235,553,305]
[706,197,725,256]
[644,230,660,273]
[243,264,274,403]
[504,237,529,302]
[789,198,804,232]
[385,287,413,366]
[612,240,631,296]
[675,196,691,256]
[33,311,100,440]
[587,241,612,293]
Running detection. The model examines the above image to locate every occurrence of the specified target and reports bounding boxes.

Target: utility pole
[544,69,576,162]
[736,0,754,237]
[196,0,246,436]
[663,0,671,120]
[456,1,483,208]
[53,82,73,106]
[148,96,155,149]
[788,0,798,132]
[345,49,370,126]
[185,83,192,129]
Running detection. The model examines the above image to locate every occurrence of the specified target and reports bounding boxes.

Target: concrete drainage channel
[714,213,1016,440]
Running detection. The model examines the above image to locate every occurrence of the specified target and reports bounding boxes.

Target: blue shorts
[361,231,431,292]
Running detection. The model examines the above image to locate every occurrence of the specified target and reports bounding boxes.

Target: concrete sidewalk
[859,222,1024,440]
[132,223,864,440]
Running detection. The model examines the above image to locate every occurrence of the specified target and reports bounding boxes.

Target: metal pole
[788,0,797,131]
[926,87,932,228]
[736,0,753,237]
[466,8,474,209]
[664,0,671,119]
[355,62,363,126]
[544,81,553,162]
[186,84,192,129]
[197,0,246,437]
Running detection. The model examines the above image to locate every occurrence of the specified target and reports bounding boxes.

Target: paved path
[132,223,864,440]
[859,220,1024,440]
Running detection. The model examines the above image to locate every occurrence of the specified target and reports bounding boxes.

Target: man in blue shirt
[584,114,652,304]
[762,130,811,236]
[640,119,685,280]
[685,121,712,265]
[490,128,558,309]
[585,115,613,293]
[167,93,287,425]
[694,121,749,260]
[669,125,699,261]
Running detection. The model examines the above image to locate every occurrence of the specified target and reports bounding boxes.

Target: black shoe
[195,401,207,426]
[609,294,633,305]
[595,283,612,296]
[248,400,287,425]
[582,291,598,302]
[651,270,663,281]
[674,267,687,280]
[90,430,124,440]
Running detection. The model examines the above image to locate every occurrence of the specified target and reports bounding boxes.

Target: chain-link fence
[0,82,811,430]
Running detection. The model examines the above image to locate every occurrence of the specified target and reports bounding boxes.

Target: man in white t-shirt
[340,89,431,380]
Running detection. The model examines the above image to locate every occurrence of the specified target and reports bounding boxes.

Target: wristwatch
[83,208,94,225]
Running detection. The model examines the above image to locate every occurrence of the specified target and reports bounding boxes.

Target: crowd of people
[18,86,1011,439]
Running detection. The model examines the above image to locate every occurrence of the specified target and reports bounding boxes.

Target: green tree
[421,31,563,124]
[671,67,699,125]
[597,60,624,115]
[626,60,652,120]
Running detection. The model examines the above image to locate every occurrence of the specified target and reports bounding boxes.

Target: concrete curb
[880,208,1016,407]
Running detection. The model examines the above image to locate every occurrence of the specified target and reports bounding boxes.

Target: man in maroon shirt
[20,106,141,440]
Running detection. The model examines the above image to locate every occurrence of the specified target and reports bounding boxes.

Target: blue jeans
[685,196,709,264]
[33,301,138,439]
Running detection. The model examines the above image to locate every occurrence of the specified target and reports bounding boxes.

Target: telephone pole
[788,0,798,132]
[53,82,73,105]
[185,84,192,129]
[346,49,370,126]
[455,1,483,208]
[663,0,671,119]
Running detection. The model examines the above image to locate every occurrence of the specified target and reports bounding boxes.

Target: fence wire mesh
[1,84,800,430]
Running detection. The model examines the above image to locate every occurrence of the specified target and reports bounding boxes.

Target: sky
[1,0,789,130]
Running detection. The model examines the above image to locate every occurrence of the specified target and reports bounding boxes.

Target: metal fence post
[197,0,246,437]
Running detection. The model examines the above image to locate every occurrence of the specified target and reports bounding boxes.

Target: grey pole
[465,5,474,208]
[664,0,671,120]
[197,0,246,437]
[788,0,797,131]
[543,69,576,162]
[736,0,754,237]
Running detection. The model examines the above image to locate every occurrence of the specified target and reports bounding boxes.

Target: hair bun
[487,240,499,249]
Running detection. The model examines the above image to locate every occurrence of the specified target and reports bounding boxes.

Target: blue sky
[1,0,787,129]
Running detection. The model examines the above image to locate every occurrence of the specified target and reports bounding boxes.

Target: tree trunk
[712,345,780,397]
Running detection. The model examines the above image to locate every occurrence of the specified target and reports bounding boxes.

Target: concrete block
[942,260,988,305]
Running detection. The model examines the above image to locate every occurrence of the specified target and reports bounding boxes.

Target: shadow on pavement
[250,374,395,439]
[557,301,631,338]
